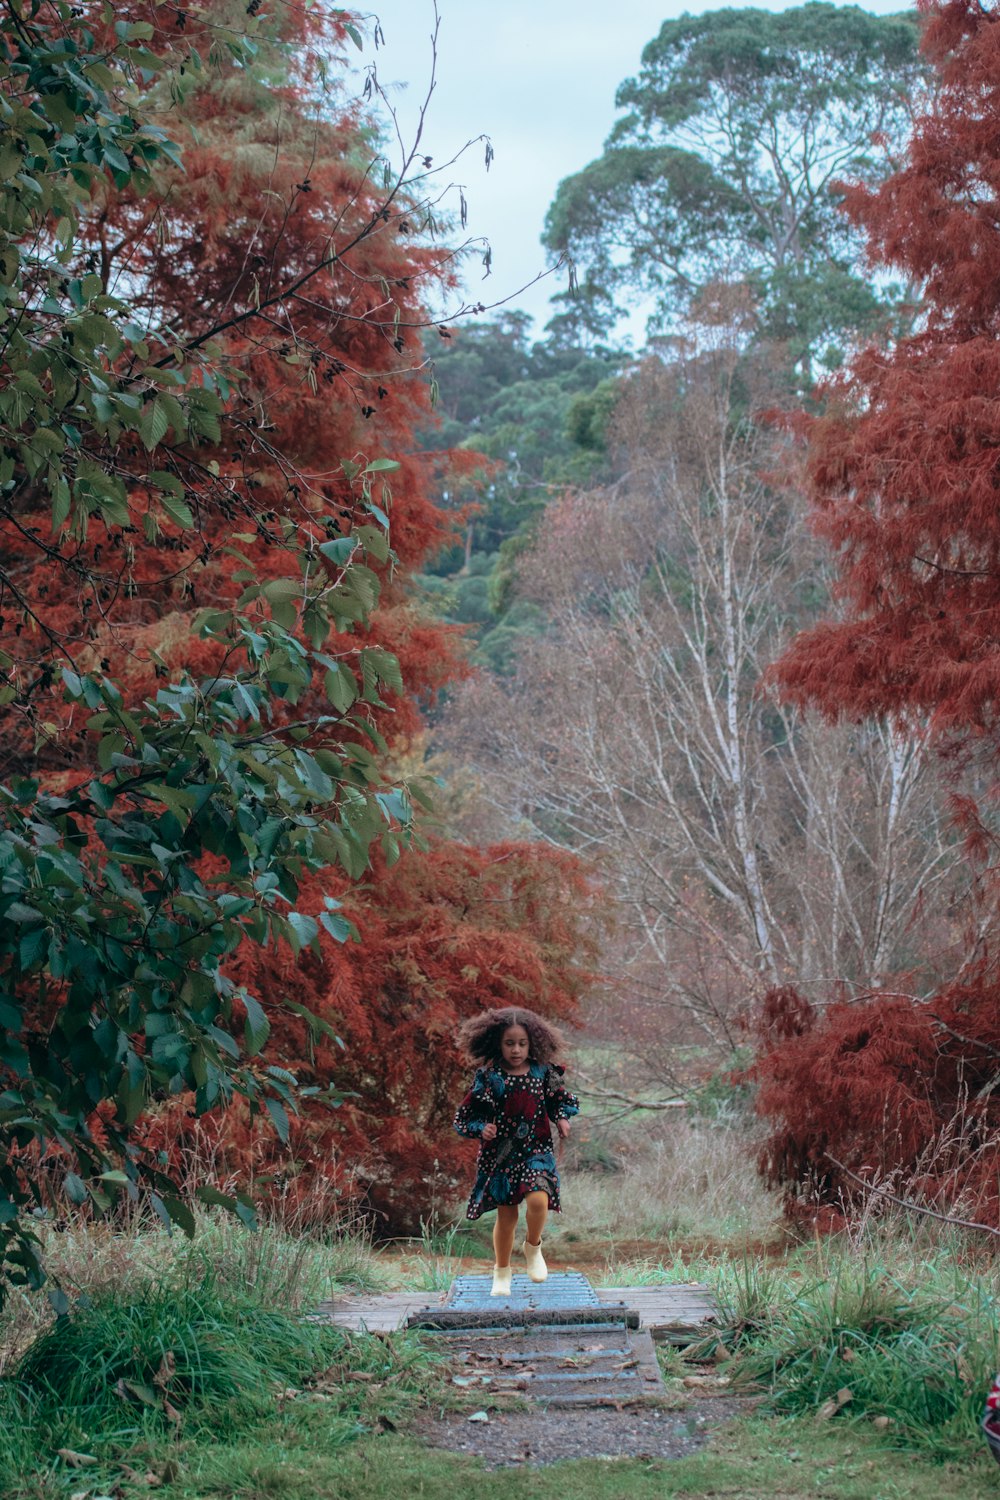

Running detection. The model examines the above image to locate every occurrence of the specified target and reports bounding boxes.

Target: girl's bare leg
[493,1205,518,1268]
[524,1190,548,1246]
[523,1191,549,1282]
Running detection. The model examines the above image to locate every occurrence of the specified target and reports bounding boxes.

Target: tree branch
[574,1069,688,1112]
[825,1153,1000,1238]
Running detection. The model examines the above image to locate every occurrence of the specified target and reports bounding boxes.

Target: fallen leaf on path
[153,1352,176,1392]
[467,1410,490,1423]
[117,1378,156,1406]
[162,1398,183,1428]
[817,1387,853,1421]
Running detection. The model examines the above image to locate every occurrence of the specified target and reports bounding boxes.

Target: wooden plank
[317,1291,444,1333]
[408,1307,640,1332]
[596,1284,718,1345]
[315,1282,718,1340]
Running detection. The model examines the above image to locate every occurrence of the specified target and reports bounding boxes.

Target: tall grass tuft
[0,1276,440,1495]
[0,1196,384,1379]
[723,1255,1000,1460]
[180,1202,386,1307]
[15,1277,340,1426]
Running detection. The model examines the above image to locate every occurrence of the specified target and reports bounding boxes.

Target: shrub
[722,1255,1000,1460]
[0,1275,438,1493]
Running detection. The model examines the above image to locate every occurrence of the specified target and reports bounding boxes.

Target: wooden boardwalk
[317,1280,716,1345]
[316,1274,718,1408]
[596,1284,719,1344]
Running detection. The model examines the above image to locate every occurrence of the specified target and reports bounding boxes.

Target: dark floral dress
[453,1062,580,1220]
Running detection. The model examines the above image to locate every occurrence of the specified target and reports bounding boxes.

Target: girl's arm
[544,1064,580,1126]
[453,1069,496,1138]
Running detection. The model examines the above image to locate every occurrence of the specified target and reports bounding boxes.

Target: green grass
[675,1245,1000,1463]
[0,1278,444,1499]
[312,1421,1000,1500]
[74,1412,1000,1499]
[600,1235,1000,1465]
[178,1213,389,1305]
[4,1102,1000,1495]
[9,1368,996,1500]
[11,1223,998,1498]
[595,1252,723,1287]
[733,1266,999,1457]
[0,1207,388,1379]
[379,1216,493,1291]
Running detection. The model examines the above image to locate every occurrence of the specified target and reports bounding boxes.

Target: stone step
[439,1321,666,1409]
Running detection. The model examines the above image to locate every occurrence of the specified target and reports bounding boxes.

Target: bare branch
[574,1069,689,1113]
[825,1153,1000,1239]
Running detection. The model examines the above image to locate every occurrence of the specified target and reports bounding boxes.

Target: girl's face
[500,1023,531,1071]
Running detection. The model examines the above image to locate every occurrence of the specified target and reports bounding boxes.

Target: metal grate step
[445,1270,600,1310]
[409,1270,641,1332]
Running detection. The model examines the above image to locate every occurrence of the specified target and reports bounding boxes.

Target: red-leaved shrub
[752,981,1000,1224]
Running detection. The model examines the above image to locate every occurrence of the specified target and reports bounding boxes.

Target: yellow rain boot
[524,1239,547,1283]
[490,1264,512,1297]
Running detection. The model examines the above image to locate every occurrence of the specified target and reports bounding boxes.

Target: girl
[453,1006,579,1297]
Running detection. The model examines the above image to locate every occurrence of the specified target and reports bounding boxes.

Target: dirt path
[419,1394,752,1468]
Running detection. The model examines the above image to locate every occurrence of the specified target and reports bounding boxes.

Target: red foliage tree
[775,0,1000,731]
[0,4,592,1235]
[3,4,465,763]
[146,842,596,1231]
[755,0,1000,1222]
[752,984,1000,1222]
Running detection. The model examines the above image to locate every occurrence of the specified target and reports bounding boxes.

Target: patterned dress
[453,1062,580,1220]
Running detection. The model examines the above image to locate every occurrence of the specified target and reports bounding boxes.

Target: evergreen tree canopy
[544,4,925,369]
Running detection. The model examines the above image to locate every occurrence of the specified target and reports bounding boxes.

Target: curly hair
[457,1006,568,1069]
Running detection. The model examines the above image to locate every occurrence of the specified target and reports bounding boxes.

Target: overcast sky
[359,1,913,341]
